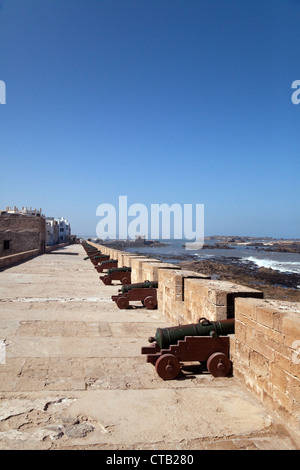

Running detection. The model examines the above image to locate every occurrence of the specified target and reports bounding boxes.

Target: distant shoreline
[91,236,300,302]
[93,235,300,254]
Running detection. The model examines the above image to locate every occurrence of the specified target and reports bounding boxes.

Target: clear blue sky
[0,0,299,238]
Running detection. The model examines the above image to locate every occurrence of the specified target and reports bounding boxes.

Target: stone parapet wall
[0,248,40,270]
[232,297,300,434]
[0,242,71,270]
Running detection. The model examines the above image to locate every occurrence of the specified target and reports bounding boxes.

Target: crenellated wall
[86,241,300,435]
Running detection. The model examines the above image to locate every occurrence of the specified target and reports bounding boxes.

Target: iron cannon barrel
[99,259,118,265]
[149,318,235,349]
[120,281,158,293]
[107,266,131,274]
[94,254,110,260]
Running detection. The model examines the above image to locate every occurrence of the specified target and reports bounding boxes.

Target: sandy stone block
[234,320,247,343]
[256,306,278,329]
[0,358,25,375]
[184,279,208,297]
[252,319,284,343]
[249,328,283,360]
[286,373,300,403]
[233,339,251,366]
[250,351,269,377]
[209,290,227,306]
[283,315,300,348]
[235,298,257,320]
[274,350,299,377]
[235,310,251,324]
[0,373,16,392]
[15,377,47,392]
[245,328,275,361]
[270,363,287,393]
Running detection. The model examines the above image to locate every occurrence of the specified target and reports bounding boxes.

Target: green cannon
[119,281,158,294]
[112,281,158,309]
[148,318,234,349]
[100,266,131,285]
[107,266,131,275]
[142,318,235,380]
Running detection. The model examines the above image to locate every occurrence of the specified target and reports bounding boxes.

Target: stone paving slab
[0,244,299,450]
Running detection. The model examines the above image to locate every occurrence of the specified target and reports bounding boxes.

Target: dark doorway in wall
[3,240,10,250]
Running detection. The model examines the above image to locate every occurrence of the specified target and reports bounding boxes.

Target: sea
[115,239,300,275]
[81,235,300,276]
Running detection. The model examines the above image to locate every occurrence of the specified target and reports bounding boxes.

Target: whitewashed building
[58,217,71,243]
[46,218,59,246]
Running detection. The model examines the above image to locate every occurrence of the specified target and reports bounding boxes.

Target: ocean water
[122,239,300,275]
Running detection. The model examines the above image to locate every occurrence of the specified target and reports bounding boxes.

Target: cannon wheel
[207,352,231,377]
[143,295,157,310]
[102,276,112,285]
[121,276,130,285]
[116,296,129,309]
[155,353,180,380]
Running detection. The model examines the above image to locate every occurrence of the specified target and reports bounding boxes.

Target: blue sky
[0,0,299,238]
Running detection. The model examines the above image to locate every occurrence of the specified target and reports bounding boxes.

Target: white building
[46,217,71,245]
[57,217,71,243]
[46,218,59,246]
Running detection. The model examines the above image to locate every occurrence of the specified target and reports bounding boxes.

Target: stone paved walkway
[0,245,299,450]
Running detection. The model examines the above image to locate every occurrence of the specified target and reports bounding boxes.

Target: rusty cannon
[100,266,131,285]
[111,281,158,310]
[95,259,118,273]
[141,318,234,380]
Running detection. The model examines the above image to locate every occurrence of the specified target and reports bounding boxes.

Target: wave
[245,256,300,274]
